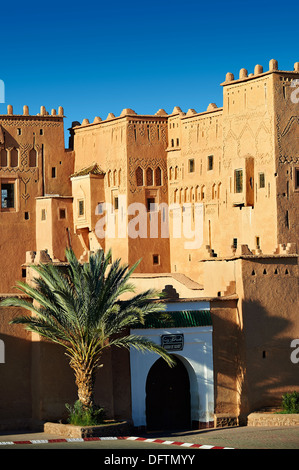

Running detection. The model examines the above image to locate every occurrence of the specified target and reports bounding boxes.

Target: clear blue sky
[0,0,298,144]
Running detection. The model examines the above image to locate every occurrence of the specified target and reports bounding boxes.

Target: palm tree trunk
[72,362,96,409]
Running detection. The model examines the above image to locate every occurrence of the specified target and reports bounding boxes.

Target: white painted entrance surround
[130,301,214,428]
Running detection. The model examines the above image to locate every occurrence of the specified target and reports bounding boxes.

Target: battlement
[222,59,299,86]
[0,104,64,118]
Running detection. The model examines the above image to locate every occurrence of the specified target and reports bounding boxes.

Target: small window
[153,254,160,265]
[146,168,153,186]
[259,173,265,188]
[234,169,243,193]
[176,138,180,146]
[41,209,46,221]
[40,129,44,136]
[295,168,299,190]
[22,268,26,278]
[188,159,195,173]
[171,139,174,147]
[136,167,143,186]
[233,238,238,249]
[10,148,18,168]
[78,200,85,217]
[29,148,37,168]
[114,196,119,210]
[1,182,15,208]
[208,155,213,171]
[24,211,29,220]
[59,208,66,219]
[52,167,56,178]
[155,167,162,186]
[147,197,156,212]
[96,202,104,215]
[256,236,260,249]
[17,128,22,136]
[0,149,7,167]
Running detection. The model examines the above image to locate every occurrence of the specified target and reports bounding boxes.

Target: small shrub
[281,391,299,414]
[65,400,105,426]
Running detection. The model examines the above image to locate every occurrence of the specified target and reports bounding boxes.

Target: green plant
[65,400,105,426]
[281,391,299,414]
[1,248,175,413]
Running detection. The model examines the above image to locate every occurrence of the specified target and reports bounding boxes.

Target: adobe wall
[210,299,241,418]
[239,255,299,415]
[0,303,32,429]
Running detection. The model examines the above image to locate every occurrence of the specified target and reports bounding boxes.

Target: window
[176,138,180,146]
[234,169,243,193]
[10,148,18,168]
[114,196,119,210]
[256,236,260,249]
[52,167,56,178]
[153,254,160,265]
[188,159,195,173]
[41,209,46,221]
[17,128,22,136]
[146,168,153,186]
[59,208,66,219]
[78,199,85,217]
[259,172,265,188]
[233,238,238,249]
[0,149,7,167]
[40,129,44,136]
[1,182,15,208]
[136,166,143,186]
[208,155,213,171]
[147,197,156,212]
[24,211,29,220]
[295,168,299,190]
[155,167,162,186]
[29,148,37,167]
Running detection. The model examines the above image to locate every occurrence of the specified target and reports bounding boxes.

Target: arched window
[29,148,37,167]
[10,148,18,168]
[169,166,173,180]
[107,170,111,187]
[174,166,178,180]
[146,167,153,186]
[0,149,7,167]
[136,166,143,186]
[155,167,162,186]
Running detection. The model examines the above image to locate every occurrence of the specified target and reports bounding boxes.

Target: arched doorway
[146,356,191,431]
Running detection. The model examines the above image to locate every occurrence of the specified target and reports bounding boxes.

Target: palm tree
[1,248,174,413]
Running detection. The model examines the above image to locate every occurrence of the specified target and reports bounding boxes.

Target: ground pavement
[0,425,298,450]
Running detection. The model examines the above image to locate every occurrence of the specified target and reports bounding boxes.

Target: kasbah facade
[0,58,298,432]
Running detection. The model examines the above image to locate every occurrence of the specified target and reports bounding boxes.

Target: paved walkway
[0,425,298,449]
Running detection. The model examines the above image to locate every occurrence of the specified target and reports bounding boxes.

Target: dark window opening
[52,167,56,178]
[188,159,195,173]
[59,208,66,219]
[1,183,15,208]
[153,254,160,265]
[24,211,29,220]
[208,155,213,171]
[259,173,265,188]
[78,200,84,217]
[295,168,299,189]
[147,197,156,212]
[234,169,243,193]
[22,268,26,278]
[233,238,238,249]
[114,196,119,210]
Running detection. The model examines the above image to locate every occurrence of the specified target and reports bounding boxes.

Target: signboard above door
[161,334,184,351]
